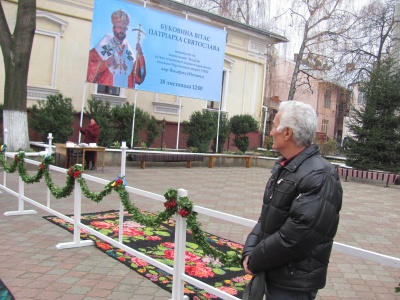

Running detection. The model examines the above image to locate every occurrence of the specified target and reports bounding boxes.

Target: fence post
[56,177,94,249]
[4,159,37,216]
[45,133,53,207]
[119,142,128,243]
[47,133,53,155]
[170,189,189,300]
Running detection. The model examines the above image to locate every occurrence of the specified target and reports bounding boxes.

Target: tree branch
[0,2,12,56]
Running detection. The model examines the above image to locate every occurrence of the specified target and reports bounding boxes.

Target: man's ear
[284,127,293,140]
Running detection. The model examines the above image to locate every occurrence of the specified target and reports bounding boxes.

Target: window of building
[97,85,120,96]
[91,84,127,107]
[27,12,68,100]
[338,101,346,117]
[207,100,220,110]
[337,91,346,117]
[206,55,235,112]
[321,119,328,133]
[324,89,331,108]
[207,71,226,110]
[357,88,364,105]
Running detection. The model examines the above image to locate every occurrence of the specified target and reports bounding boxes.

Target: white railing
[1,135,399,300]
[0,146,253,300]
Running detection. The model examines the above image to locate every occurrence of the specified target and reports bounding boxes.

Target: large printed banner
[87,0,227,102]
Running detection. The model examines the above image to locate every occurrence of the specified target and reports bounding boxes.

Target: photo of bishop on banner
[86,0,227,102]
[86,8,146,89]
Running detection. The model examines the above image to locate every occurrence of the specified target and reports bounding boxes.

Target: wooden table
[54,143,105,172]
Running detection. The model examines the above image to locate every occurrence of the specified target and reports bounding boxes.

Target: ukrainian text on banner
[87,0,226,102]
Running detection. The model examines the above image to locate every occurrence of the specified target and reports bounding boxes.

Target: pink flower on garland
[178,208,190,217]
[67,167,81,178]
[40,164,45,170]
[164,199,177,210]
[115,178,123,186]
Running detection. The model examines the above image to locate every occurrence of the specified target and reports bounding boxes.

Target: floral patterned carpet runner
[0,279,15,300]
[43,210,251,300]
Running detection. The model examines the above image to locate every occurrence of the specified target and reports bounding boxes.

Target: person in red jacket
[79,117,100,170]
[86,9,146,88]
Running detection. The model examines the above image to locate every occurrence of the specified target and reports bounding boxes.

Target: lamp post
[160,118,166,150]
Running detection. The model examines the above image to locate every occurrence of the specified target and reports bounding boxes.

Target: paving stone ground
[1,162,399,299]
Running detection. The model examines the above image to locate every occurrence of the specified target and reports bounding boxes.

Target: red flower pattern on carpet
[44,210,248,300]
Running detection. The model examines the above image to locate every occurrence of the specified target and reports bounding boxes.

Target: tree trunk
[288,38,307,100]
[3,110,29,150]
[0,1,36,151]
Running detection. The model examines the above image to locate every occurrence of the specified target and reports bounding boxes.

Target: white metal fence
[1,147,255,300]
[1,135,399,300]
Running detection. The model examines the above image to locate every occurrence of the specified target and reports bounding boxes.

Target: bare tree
[334,0,397,84]
[393,1,400,63]
[183,0,271,26]
[284,0,354,100]
[0,1,36,151]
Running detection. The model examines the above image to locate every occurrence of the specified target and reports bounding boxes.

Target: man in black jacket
[242,101,342,299]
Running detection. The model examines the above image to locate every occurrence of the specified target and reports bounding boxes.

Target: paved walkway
[0,162,399,299]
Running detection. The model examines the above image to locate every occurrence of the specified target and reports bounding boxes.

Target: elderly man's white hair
[277,100,317,147]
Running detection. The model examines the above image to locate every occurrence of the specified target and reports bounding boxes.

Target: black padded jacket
[242,144,342,292]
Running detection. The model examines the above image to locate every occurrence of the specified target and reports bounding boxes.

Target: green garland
[0,147,242,267]
[18,155,46,184]
[43,158,76,199]
[0,152,18,173]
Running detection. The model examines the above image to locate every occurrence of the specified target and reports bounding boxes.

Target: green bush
[183,110,217,153]
[315,138,338,156]
[111,103,150,148]
[145,115,161,147]
[230,114,259,153]
[264,136,273,150]
[86,98,116,147]
[86,99,160,148]
[29,93,75,143]
[211,112,230,153]
[111,102,137,148]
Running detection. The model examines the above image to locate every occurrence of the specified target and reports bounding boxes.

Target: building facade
[264,55,350,145]
[1,0,288,149]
